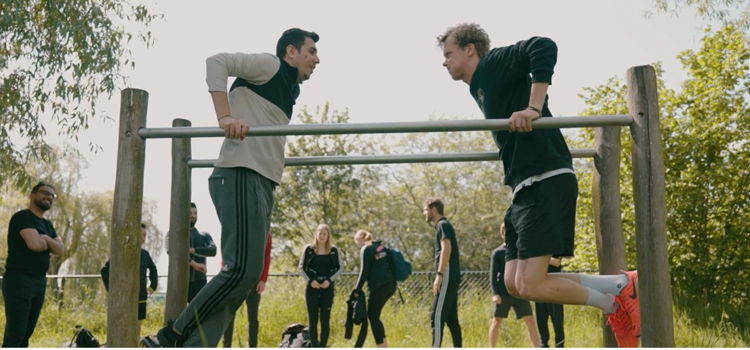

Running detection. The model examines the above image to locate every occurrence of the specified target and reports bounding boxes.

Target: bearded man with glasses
[2,181,65,347]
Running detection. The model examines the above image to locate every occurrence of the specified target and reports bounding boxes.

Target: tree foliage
[652,0,750,29]
[271,104,377,270]
[0,148,164,277]
[272,109,516,272]
[577,25,750,328]
[0,0,159,187]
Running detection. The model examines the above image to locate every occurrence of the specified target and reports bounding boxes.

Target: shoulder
[360,244,372,254]
[330,246,340,254]
[480,46,510,64]
[10,209,36,229]
[10,209,32,222]
[438,220,455,232]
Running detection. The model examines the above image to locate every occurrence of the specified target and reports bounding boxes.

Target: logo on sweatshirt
[476,88,486,112]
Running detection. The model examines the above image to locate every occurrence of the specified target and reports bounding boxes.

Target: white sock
[585,287,616,314]
[580,274,628,295]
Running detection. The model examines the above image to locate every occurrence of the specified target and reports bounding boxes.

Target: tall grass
[1,276,747,347]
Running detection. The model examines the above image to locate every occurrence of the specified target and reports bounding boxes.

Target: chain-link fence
[0,271,492,305]
[267,271,491,304]
[1,269,597,303]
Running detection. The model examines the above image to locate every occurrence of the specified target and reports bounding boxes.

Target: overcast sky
[51,0,709,278]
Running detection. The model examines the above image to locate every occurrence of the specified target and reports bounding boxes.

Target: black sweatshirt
[101,249,158,301]
[354,241,395,291]
[299,245,343,286]
[189,227,216,282]
[470,37,573,188]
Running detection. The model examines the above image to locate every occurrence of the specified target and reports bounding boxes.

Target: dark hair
[423,197,445,215]
[276,28,319,59]
[437,23,490,58]
[31,181,55,193]
[190,202,196,209]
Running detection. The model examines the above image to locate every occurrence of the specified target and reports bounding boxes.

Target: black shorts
[504,173,577,260]
[493,294,532,319]
[138,300,147,320]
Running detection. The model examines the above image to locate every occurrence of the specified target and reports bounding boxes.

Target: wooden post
[592,126,627,347]
[108,88,148,347]
[164,118,192,323]
[626,65,674,347]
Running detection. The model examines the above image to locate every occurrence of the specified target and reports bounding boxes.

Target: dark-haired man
[436,23,639,347]
[155,28,320,347]
[423,197,462,348]
[3,182,65,347]
[187,202,216,302]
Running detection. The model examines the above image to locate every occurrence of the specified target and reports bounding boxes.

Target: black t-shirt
[469,36,573,188]
[5,209,58,276]
[434,218,461,283]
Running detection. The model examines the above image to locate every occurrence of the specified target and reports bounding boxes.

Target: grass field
[1,274,748,347]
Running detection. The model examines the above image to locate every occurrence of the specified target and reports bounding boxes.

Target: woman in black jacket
[352,230,397,348]
[298,224,342,347]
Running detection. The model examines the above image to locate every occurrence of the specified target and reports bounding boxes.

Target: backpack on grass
[279,323,312,348]
[70,325,100,348]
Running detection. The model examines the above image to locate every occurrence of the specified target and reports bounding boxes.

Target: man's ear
[285,44,297,60]
[465,43,476,57]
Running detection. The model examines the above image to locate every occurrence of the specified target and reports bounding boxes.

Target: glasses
[36,190,57,199]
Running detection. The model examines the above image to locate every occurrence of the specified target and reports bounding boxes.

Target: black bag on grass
[279,323,312,348]
[71,325,100,348]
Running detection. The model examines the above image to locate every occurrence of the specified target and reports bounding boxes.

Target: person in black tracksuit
[535,256,565,348]
[187,202,216,302]
[299,224,342,348]
[101,223,158,340]
[423,198,462,348]
[352,230,396,347]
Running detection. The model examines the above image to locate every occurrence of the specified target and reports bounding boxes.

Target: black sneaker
[155,321,183,347]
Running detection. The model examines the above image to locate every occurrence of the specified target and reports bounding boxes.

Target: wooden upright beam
[108,88,148,347]
[626,65,674,347]
[164,118,192,323]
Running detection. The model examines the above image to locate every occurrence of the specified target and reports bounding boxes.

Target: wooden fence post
[593,126,627,347]
[108,88,148,347]
[164,118,192,323]
[626,65,675,347]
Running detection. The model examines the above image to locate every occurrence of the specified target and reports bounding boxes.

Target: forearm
[354,268,367,291]
[44,236,64,256]
[298,252,312,283]
[528,82,549,112]
[194,244,217,257]
[210,91,231,121]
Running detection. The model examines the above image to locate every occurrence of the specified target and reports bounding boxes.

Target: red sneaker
[618,271,641,338]
[607,300,638,347]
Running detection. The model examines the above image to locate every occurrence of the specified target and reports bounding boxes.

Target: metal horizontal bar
[187,149,596,168]
[139,115,632,139]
